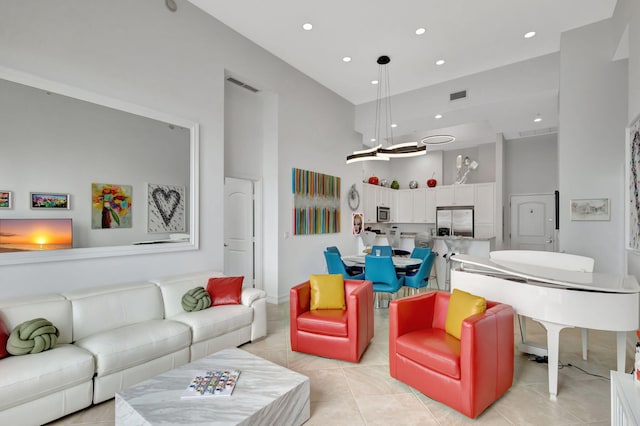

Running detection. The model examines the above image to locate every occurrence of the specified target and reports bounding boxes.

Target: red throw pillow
[0,317,9,359]
[206,276,244,306]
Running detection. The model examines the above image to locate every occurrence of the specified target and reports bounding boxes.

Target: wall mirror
[0,66,199,265]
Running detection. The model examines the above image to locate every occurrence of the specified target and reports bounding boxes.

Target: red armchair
[290,279,374,363]
[389,291,514,419]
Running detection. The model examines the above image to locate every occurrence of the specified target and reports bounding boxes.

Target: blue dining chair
[324,251,365,280]
[371,245,393,257]
[403,251,436,295]
[410,247,431,261]
[365,255,404,308]
[326,246,363,275]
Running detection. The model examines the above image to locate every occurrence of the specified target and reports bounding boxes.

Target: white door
[224,177,254,287]
[510,194,555,251]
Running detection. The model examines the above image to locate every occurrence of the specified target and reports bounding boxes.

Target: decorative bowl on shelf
[409,180,418,189]
[368,176,379,185]
[390,180,400,189]
[427,178,437,188]
[380,179,390,187]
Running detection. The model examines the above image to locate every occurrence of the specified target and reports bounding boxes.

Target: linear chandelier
[346,55,455,164]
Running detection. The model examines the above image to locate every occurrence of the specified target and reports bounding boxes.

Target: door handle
[545,240,553,244]
[224,243,228,247]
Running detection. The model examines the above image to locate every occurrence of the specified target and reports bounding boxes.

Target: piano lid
[450,253,640,294]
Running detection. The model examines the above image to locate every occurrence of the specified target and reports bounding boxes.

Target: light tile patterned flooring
[49,299,634,425]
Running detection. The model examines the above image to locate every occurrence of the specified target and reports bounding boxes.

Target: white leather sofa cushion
[63,281,164,341]
[169,304,253,343]
[152,270,225,318]
[0,294,73,344]
[73,319,190,377]
[0,344,94,411]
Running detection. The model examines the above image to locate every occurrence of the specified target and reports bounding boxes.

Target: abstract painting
[628,113,640,249]
[147,183,185,233]
[0,191,11,209]
[292,168,340,235]
[91,183,132,229]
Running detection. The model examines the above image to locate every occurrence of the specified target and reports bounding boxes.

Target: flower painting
[91,183,132,229]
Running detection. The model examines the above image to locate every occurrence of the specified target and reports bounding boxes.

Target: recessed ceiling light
[435,59,445,66]
[391,123,398,128]
[302,23,313,31]
[415,28,426,35]
[370,138,376,142]
[434,114,443,119]
[534,116,542,123]
[371,80,379,85]
[342,56,352,62]
[524,31,536,39]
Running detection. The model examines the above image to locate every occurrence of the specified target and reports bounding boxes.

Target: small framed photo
[30,192,70,209]
[570,198,610,221]
[0,191,12,209]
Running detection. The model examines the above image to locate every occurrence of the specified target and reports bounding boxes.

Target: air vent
[449,90,467,101]
[225,76,259,93]
[518,127,559,138]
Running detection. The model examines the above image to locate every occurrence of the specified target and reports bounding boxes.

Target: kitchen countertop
[433,236,495,242]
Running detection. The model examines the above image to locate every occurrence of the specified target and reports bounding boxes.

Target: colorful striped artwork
[292,168,341,235]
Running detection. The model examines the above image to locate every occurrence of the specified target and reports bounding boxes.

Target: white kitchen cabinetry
[425,189,436,223]
[396,189,428,223]
[362,183,396,223]
[362,184,377,223]
[435,184,474,206]
[474,183,495,238]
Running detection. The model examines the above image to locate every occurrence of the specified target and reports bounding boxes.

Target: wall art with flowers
[91,183,132,229]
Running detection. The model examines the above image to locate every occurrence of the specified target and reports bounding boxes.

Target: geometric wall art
[627,113,640,250]
[292,168,340,235]
[147,183,185,233]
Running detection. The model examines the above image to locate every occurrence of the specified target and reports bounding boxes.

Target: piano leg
[538,320,570,401]
[582,328,588,361]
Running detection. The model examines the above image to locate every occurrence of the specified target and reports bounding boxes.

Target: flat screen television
[0,218,73,252]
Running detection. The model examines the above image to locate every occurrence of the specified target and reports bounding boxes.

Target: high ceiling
[188,0,618,147]
[188,0,616,105]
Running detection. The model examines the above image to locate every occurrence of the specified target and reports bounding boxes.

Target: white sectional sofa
[0,270,267,426]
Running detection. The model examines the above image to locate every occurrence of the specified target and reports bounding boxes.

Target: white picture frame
[570,198,610,221]
[0,190,12,209]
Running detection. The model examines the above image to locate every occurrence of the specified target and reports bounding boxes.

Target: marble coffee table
[115,348,310,425]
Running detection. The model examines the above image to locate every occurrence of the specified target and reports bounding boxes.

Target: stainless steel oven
[377,206,391,222]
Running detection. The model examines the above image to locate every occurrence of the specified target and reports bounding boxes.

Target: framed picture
[30,192,70,209]
[570,198,610,221]
[91,183,132,229]
[0,191,12,209]
[147,183,185,233]
[352,212,363,235]
[626,113,640,249]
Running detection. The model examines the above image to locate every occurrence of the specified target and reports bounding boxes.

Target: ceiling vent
[225,76,259,93]
[449,90,467,101]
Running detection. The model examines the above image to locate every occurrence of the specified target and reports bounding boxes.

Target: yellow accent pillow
[309,274,346,310]
[445,289,487,339]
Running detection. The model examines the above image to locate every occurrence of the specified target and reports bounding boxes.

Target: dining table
[342,255,422,272]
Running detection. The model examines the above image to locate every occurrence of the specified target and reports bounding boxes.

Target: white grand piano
[450,251,640,401]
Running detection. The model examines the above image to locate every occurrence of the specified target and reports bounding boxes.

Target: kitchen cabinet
[362,184,377,223]
[435,184,474,206]
[474,183,495,238]
[396,189,428,223]
[425,189,436,223]
[362,183,396,223]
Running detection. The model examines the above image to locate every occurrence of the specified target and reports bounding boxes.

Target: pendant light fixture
[347,55,451,164]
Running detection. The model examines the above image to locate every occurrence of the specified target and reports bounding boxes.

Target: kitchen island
[432,236,495,290]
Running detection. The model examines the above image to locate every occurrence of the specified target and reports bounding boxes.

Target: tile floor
[48,299,634,425]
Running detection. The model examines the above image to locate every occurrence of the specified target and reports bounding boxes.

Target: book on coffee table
[181,369,240,398]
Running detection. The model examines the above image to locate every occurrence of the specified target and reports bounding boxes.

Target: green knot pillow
[182,286,212,312]
[7,318,60,355]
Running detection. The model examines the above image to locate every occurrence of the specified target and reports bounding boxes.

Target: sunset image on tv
[0,219,73,252]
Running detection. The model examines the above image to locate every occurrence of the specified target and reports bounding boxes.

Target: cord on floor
[527,355,610,380]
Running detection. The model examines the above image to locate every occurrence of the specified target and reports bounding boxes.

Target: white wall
[558,18,628,273]
[504,134,558,196]
[0,0,362,301]
[442,144,496,185]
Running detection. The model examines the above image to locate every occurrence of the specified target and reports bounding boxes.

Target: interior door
[224,177,254,287]
[510,194,555,251]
